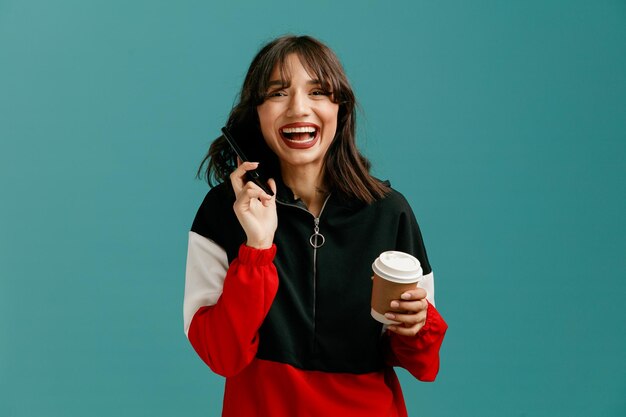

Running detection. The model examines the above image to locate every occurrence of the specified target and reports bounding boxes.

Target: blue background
[1,1,625,416]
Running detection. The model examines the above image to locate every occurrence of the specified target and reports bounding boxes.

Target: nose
[286,90,310,118]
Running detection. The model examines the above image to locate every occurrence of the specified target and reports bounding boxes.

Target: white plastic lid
[372,251,422,283]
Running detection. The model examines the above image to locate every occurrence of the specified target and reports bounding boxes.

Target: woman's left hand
[385,288,429,336]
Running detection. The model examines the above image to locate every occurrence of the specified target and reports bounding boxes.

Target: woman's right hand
[230,161,277,249]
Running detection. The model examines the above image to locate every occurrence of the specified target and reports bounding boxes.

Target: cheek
[257,108,275,139]
[257,107,268,129]
[325,106,340,132]
[256,109,277,149]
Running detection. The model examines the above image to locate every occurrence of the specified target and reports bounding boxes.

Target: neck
[281,163,328,217]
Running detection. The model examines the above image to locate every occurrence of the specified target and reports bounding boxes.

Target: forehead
[268,53,319,82]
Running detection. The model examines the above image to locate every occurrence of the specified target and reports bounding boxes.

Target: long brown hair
[197,35,389,204]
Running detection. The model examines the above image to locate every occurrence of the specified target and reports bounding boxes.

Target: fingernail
[390,301,400,308]
[401,293,411,300]
[385,313,395,319]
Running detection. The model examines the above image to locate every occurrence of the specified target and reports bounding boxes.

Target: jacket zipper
[276,194,332,351]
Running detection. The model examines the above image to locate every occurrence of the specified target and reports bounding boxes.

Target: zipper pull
[309,217,325,248]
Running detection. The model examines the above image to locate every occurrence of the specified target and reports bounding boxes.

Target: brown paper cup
[370,251,422,325]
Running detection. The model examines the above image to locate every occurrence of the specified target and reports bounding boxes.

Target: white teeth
[284,136,314,142]
[281,126,317,133]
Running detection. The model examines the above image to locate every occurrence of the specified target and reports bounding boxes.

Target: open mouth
[280,126,318,142]
[279,124,320,149]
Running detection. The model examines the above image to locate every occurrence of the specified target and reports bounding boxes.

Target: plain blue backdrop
[1,1,625,416]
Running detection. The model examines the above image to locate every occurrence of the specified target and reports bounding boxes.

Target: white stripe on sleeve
[183,231,229,337]
[418,271,436,307]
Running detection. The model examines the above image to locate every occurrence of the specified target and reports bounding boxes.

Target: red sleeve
[187,244,278,377]
[385,301,448,382]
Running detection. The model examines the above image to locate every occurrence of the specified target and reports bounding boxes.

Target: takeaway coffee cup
[371,251,423,324]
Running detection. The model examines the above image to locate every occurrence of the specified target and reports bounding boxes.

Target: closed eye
[265,90,287,100]
[310,89,332,99]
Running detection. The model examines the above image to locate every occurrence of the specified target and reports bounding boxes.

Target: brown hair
[197,35,389,204]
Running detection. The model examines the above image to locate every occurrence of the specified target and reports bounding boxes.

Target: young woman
[184,35,447,417]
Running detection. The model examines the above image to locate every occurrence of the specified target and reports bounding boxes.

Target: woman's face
[257,54,339,172]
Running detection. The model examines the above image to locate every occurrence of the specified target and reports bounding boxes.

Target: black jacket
[191,180,432,374]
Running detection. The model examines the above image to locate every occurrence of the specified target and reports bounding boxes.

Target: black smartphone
[221,126,274,196]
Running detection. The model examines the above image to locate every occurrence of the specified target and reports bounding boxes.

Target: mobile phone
[221,126,274,196]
